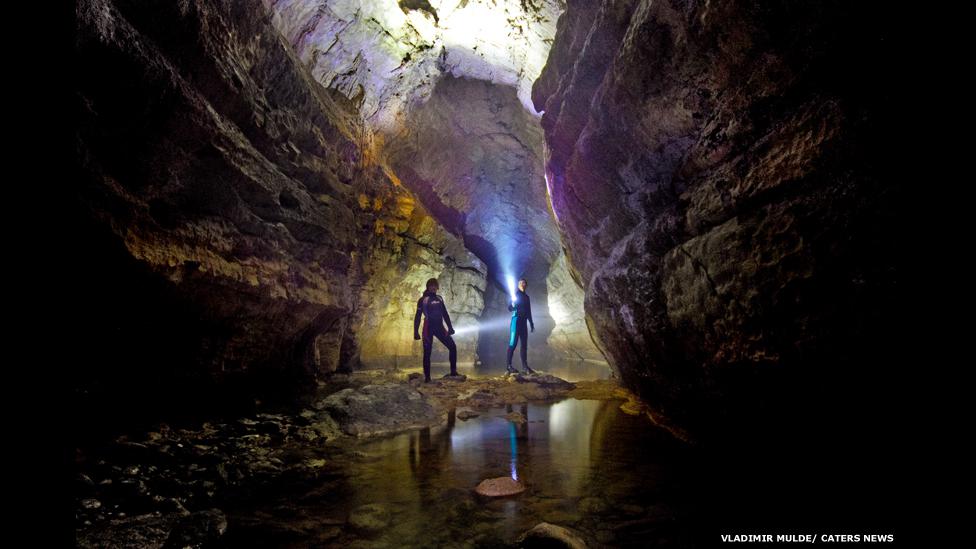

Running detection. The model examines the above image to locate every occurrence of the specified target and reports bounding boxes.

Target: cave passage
[69,0,909,547]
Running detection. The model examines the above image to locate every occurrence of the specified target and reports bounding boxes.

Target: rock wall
[354,191,487,369]
[545,251,605,362]
[71,0,485,417]
[264,0,563,129]
[383,76,560,274]
[533,0,899,434]
[381,75,603,367]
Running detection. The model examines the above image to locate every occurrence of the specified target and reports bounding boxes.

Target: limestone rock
[545,251,607,362]
[382,76,563,367]
[72,0,486,410]
[266,0,564,129]
[317,384,443,436]
[533,0,900,435]
[353,192,488,370]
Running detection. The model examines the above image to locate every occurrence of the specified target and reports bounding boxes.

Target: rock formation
[264,0,563,129]
[264,0,605,367]
[71,0,606,428]
[381,75,578,365]
[71,0,492,421]
[70,0,900,446]
[533,0,900,434]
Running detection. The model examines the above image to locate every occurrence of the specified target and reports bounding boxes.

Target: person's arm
[442,299,455,334]
[414,297,423,339]
[527,294,534,332]
[507,299,515,312]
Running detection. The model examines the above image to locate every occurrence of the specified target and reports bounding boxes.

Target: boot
[521,364,536,375]
[505,364,518,374]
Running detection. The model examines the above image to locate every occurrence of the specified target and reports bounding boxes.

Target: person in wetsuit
[414,278,458,382]
[506,278,536,375]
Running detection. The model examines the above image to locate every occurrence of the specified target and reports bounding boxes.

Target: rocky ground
[74,369,646,547]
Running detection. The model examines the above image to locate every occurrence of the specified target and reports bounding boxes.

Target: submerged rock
[517,522,589,549]
[475,477,526,497]
[348,503,391,534]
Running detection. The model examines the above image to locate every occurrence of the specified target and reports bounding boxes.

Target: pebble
[81,498,101,510]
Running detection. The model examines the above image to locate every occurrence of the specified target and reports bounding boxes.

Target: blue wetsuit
[507,289,534,371]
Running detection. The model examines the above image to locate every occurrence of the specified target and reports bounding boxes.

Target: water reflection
[224,398,691,547]
[407,409,455,513]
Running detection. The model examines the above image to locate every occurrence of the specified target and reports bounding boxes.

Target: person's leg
[506,345,517,372]
[422,320,433,381]
[447,335,458,375]
[518,322,533,373]
[432,328,459,375]
[507,316,518,373]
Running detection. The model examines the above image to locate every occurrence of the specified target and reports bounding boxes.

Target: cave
[66,0,909,547]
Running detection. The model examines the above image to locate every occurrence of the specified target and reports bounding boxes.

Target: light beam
[507,275,517,303]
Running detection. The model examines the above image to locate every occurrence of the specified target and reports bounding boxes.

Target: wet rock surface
[315,383,443,437]
[475,476,527,497]
[533,0,901,438]
[74,370,623,544]
[424,371,578,410]
[77,508,227,549]
[545,251,607,362]
[73,409,340,536]
[70,0,494,423]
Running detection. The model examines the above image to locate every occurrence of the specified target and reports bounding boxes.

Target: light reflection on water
[223,398,691,548]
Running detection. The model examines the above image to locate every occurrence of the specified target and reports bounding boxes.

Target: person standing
[414,278,459,382]
[506,278,536,375]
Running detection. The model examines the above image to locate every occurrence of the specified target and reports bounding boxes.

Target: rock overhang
[264,0,564,130]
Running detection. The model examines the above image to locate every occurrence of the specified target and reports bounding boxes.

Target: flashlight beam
[507,275,516,303]
[449,316,512,337]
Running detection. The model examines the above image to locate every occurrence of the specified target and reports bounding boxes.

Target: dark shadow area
[62,192,317,447]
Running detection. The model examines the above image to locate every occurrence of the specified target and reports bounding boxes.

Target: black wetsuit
[507,289,534,371]
[414,290,457,380]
